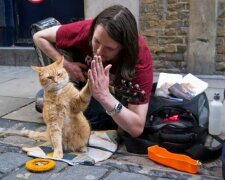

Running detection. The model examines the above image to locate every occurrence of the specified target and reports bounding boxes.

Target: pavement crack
[99,169,113,179]
[0,100,35,118]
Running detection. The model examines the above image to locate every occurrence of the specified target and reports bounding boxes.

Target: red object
[163,114,180,122]
[28,0,44,4]
[56,19,153,104]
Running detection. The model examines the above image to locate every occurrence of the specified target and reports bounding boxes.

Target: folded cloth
[22,130,118,165]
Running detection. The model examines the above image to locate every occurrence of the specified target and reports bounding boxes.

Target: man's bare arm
[33,25,61,60]
[33,26,88,82]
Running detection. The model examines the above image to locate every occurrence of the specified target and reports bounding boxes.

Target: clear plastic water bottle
[209,92,223,135]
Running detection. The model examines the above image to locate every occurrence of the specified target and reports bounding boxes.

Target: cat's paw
[53,149,63,158]
[79,146,87,153]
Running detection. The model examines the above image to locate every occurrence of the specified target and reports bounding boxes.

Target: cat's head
[32,56,69,91]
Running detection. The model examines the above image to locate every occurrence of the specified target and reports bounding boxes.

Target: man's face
[92,25,123,65]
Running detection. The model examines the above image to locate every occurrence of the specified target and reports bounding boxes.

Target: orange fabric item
[148,145,201,174]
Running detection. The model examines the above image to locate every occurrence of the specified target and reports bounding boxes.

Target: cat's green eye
[57,73,62,77]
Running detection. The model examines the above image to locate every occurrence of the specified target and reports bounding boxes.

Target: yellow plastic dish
[25,158,55,172]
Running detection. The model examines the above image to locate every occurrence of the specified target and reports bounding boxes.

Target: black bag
[120,83,223,162]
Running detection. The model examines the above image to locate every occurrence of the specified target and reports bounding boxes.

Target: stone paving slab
[0,116,221,179]
[0,78,39,98]
[1,119,219,179]
[2,136,43,148]
[0,118,45,149]
[0,152,31,174]
[0,66,40,98]
[3,103,44,124]
[54,165,109,180]
[2,161,68,180]
[0,140,222,180]
[106,171,150,180]
[0,118,44,131]
[0,66,35,82]
[97,154,223,179]
[0,97,34,117]
[0,143,21,154]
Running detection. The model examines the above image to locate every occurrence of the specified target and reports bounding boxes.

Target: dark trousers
[84,97,118,130]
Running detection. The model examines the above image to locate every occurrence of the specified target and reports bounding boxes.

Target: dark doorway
[13,0,84,46]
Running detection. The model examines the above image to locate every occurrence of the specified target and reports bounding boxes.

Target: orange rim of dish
[25,158,55,172]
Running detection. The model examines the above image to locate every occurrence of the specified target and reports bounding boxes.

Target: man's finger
[104,64,112,76]
[88,69,94,85]
[97,56,104,74]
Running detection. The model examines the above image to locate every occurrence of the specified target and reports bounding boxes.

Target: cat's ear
[31,66,42,72]
[56,56,64,67]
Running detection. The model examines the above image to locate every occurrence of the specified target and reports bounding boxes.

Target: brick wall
[140,0,225,75]
[216,11,225,74]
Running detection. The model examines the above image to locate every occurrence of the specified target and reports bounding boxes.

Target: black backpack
[120,83,223,162]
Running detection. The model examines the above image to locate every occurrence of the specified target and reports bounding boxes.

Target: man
[33,5,153,137]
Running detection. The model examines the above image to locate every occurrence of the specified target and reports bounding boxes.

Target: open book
[155,73,183,98]
[155,73,208,100]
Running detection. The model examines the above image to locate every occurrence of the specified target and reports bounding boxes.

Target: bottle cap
[214,92,220,100]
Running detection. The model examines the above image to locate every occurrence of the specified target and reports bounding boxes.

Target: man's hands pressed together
[88,56,112,104]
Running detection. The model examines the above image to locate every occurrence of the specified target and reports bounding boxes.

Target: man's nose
[97,45,104,56]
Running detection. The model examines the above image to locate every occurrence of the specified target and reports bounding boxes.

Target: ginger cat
[23,56,91,158]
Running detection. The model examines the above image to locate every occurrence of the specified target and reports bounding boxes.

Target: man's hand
[88,56,112,102]
[63,60,88,82]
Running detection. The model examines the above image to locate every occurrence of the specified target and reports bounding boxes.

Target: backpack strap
[185,135,223,162]
[222,141,225,178]
[118,129,156,154]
